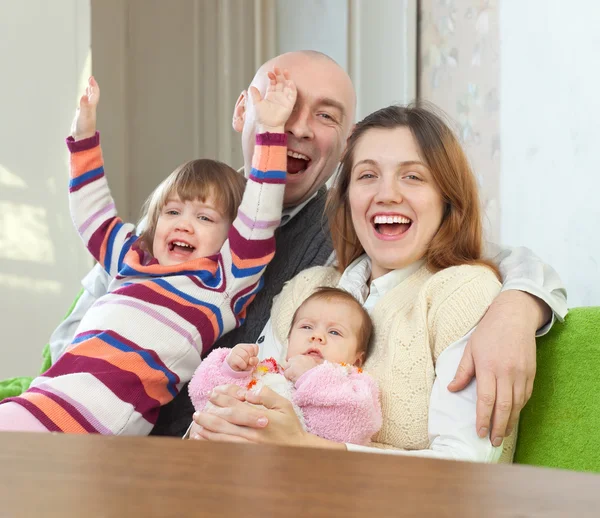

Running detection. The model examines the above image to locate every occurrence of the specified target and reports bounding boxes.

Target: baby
[0,68,296,435]
[189,287,383,445]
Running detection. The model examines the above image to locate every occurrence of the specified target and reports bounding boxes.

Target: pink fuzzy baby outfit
[189,348,382,445]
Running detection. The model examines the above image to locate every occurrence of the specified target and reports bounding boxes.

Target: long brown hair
[138,159,246,254]
[326,103,498,277]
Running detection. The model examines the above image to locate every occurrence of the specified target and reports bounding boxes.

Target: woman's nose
[375,175,403,204]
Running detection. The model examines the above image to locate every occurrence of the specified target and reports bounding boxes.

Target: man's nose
[285,105,314,140]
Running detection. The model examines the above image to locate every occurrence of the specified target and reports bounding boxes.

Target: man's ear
[232,90,247,133]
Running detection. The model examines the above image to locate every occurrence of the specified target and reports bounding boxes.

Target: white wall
[0,0,93,378]
[499,1,600,307]
[276,0,417,119]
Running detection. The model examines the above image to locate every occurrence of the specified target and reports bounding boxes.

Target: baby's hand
[226,343,259,372]
[70,76,100,141]
[248,66,297,133]
[283,355,321,383]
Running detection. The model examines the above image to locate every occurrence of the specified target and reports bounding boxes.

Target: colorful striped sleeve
[67,132,137,277]
[224,132,287,321]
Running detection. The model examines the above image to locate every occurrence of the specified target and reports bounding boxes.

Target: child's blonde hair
[138,159,246,254]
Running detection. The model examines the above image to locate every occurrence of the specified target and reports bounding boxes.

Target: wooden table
[0,432,598,517]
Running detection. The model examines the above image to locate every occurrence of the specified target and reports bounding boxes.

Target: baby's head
[287,287,373,367]
[139,159,246,266]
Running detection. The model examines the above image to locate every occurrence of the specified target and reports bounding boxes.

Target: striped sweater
[0,132,287,435]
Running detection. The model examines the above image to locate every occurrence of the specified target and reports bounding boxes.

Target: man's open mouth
[372,215,412,237]
[287,150,311,175]
[168,240,196,254]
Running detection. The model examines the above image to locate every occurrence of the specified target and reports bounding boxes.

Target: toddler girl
[0,68,296,435]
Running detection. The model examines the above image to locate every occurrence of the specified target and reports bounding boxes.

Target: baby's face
[152,194,230,266]
[286,297,363,366]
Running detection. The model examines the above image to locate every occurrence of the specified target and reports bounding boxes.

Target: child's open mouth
[372,215,412,237]
[168,240,196,255]
[287,150,311,175]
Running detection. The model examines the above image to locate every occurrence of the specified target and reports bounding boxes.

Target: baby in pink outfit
[189,287,382,445]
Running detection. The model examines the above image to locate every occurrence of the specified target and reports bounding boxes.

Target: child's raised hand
[248,67,297,133]
[70,76,100,141]
[226,343,260,372]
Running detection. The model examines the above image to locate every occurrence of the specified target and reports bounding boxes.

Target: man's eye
[318,113,336,122]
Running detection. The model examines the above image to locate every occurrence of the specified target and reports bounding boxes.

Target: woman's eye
[404,174,421,181]
[358,172,376,180]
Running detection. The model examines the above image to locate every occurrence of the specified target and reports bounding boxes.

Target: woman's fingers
[244,385,293,412]
[194,410,257,441]
[207,390,269,428]
[198,427,252,443]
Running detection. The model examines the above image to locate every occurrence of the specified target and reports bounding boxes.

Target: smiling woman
[192,103,509,462]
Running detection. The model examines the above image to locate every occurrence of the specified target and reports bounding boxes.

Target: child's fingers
[248,86,262,106]
[230,354,247,371]
[248,357,259,367]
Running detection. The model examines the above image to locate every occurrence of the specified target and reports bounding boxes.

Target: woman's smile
[371,212,413,240]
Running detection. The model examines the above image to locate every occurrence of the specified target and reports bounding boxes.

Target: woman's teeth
[373,215,411,225]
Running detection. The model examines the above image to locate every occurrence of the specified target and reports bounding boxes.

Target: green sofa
[2,300,598,473]
[513,306,600,473]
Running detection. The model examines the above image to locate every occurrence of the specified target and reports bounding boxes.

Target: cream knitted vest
[271,263,517,460]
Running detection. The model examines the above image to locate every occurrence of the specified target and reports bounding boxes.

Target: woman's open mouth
[372,214,412,238]
[287,150,311,175]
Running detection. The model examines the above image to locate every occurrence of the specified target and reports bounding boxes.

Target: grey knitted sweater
[150,187,333,437]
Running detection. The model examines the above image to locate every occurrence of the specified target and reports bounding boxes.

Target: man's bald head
[233,51,356,207]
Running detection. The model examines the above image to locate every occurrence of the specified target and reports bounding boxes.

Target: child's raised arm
[223,68,296,319]
[67,77,138,277]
